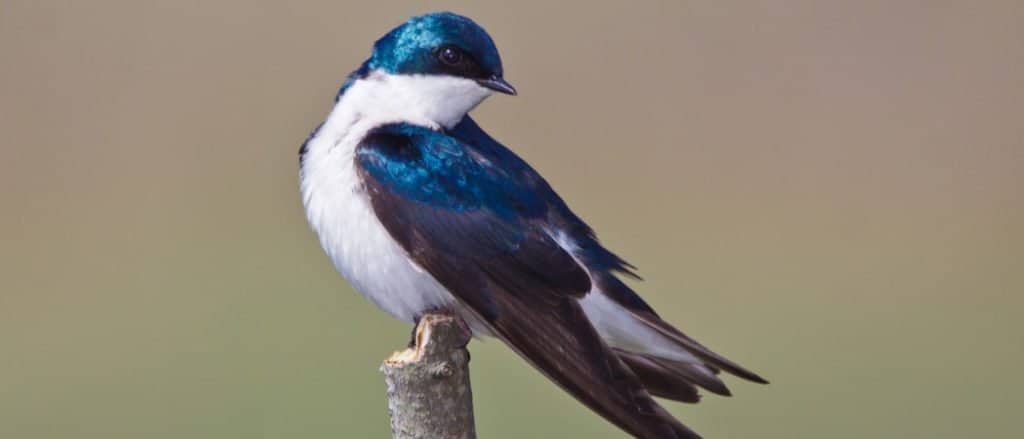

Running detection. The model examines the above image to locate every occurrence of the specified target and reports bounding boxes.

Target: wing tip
[633,312,770,386]
[728,365,770,385]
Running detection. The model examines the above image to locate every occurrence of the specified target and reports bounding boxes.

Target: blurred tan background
[2,0,1022,437]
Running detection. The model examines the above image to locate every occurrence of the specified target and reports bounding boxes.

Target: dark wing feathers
[356,125,591,300]
[615,350,702,403]
[635,313,770,385]
[483,279,700,438]
[357,123,699,438]
[450,117,646,281]
[357,121,768,437]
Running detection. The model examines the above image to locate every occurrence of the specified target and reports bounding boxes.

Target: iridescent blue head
[367,12,515,95]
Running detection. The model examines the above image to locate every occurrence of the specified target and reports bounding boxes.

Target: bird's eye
[437,46,463,66]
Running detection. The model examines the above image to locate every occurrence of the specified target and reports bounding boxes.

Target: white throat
[334,70,491,133]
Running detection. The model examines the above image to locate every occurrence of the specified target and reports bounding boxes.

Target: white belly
[300,132,458,324]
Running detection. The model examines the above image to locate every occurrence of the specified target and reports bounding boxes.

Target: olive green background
[2,1,1022,437]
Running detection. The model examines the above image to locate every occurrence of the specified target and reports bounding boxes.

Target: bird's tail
[629,309,769,387]
[580,283,768,403]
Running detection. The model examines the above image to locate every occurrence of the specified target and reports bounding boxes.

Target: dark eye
[437,46,463,66]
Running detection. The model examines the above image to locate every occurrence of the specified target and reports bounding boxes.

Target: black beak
[477,76,517,95]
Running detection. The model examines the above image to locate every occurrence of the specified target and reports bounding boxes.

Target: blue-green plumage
[368,12,503,77]
[355,117,657,316]
[357,123,541,217]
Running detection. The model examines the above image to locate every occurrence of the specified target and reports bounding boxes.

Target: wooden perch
[381,314,477,439]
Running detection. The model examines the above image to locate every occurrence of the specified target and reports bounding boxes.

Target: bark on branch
[381,314,476,439]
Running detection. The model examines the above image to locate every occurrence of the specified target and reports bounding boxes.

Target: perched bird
[299,12,766,438]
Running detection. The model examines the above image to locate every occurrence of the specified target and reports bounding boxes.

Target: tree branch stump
[381,314,476,439]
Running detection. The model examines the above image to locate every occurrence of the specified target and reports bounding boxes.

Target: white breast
[299,70,492,328]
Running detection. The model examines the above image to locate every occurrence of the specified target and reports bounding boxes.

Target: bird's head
[347,12,514,128]
[369,12,515,95]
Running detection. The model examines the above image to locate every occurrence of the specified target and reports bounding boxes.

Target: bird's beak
[477,75,517,95]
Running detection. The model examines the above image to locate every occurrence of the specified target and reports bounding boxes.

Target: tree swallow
[299,12,766,438]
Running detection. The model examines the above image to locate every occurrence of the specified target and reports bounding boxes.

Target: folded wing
[357,123,699,438]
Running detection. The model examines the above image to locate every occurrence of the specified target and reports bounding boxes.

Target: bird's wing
[452,116,769,390]
[356,123,699,438]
